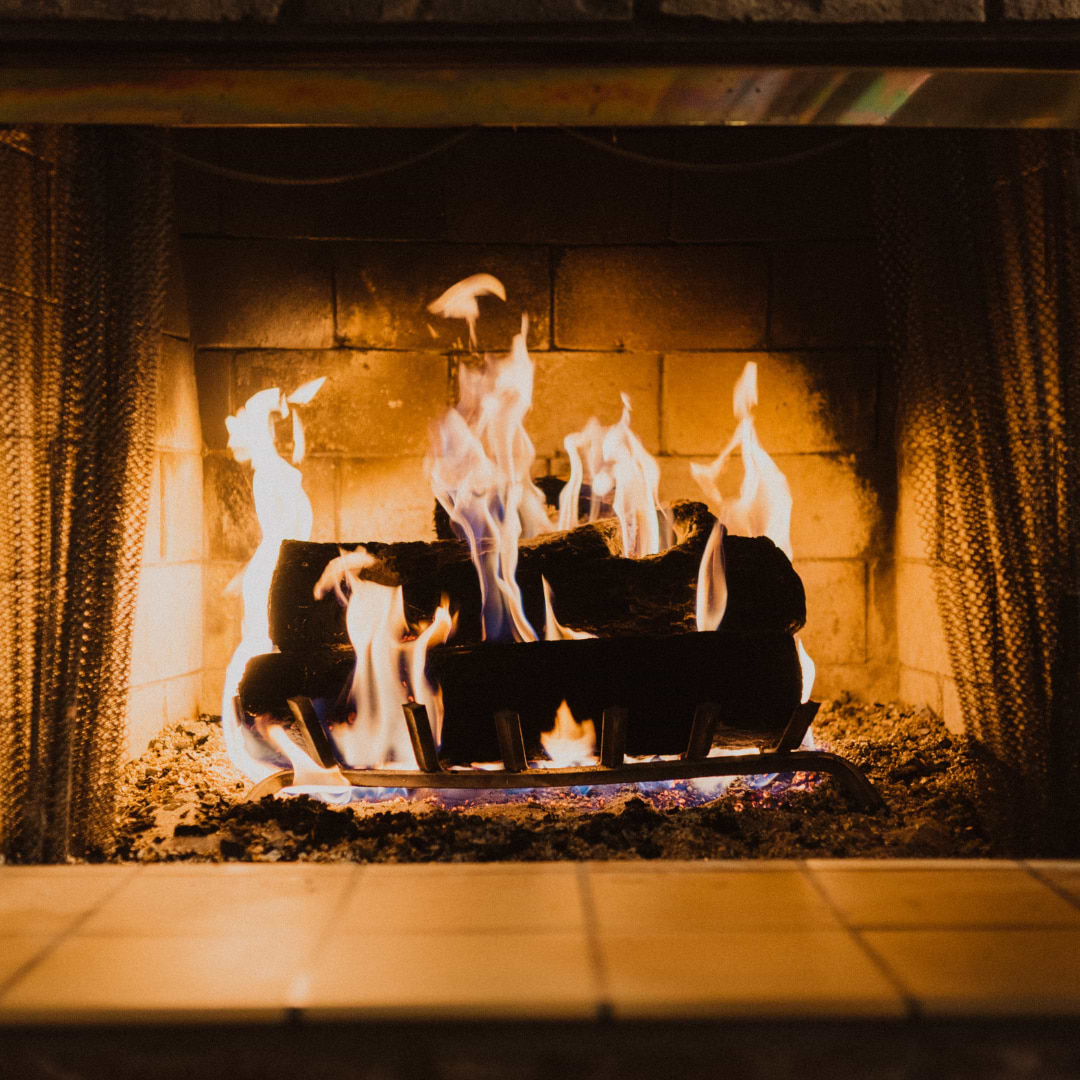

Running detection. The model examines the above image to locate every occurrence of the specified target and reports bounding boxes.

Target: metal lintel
[2,65,1080,128]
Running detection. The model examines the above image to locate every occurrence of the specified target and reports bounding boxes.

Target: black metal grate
[873,130,1080,839]
[0,127,170,862]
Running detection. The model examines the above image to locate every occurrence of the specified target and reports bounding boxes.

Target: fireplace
[1,44,1078,864]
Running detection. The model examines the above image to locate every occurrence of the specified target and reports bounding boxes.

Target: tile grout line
[799,864,921,1019]
[1021,862,1080,914]
[0,865,142,1002]
[575,864,613,1022]
[291,863,368,1025]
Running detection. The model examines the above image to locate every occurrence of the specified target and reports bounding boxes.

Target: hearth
[1,76,1078,863]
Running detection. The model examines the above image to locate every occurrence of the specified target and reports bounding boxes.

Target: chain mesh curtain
[0,127,169,862]
[873,131,1080,838]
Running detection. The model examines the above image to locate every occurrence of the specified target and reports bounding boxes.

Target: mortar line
[799,864,920,1018]
[575,863,613,1022]
[0,865,140,1001]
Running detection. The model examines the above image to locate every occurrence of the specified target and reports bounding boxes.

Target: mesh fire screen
[874,130,1080,840]
[0,127,170,862]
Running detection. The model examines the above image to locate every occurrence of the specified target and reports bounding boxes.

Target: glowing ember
[220,377,326,783]
[557,393,667,558]
[314,550,452,768]
[540,700,598,767]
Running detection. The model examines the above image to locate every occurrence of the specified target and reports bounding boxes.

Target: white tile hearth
[0,859,1078,1024]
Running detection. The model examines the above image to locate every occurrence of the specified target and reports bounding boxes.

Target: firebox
[0,29,1078,864]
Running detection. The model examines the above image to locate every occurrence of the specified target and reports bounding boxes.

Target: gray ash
[105,698,1056,864]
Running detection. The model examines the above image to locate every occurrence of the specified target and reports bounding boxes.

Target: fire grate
[243,697,887,813]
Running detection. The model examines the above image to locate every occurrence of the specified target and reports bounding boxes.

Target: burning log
[238,630,803,765]
[268,500,806,652]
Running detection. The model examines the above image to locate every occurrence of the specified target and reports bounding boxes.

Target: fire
[542,577,595,642]
[220,378,326,782]
[557,394,667,558]
[314,551,453,767]
[540,700,598,767]
[692,360,816,703]
[426,278,551,643]
[427,272,506,348]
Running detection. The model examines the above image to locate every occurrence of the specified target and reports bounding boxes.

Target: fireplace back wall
[174,126,914,719]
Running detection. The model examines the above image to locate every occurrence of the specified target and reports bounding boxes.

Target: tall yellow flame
[220,378,326,783]
[692,361,815,703]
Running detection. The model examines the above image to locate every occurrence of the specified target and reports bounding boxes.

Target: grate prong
[287,696,339,769]
[402,702,442,773]
[685,702,721,761]
[600,706,628,767]
[494,710,528,772]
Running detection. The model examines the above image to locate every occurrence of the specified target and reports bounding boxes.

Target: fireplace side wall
[126,249,204,759]
[180,128,898,708]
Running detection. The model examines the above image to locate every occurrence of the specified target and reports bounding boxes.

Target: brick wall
[180,127,899,707]
[125,249,204,758]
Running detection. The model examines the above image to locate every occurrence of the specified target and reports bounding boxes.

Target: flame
[220,379,325,783]
[692,360,815,703]
[427,272,507,349]
[542,577,595,642]
[264,723,348,788]
[426,281,551,643]
[695,522,728,632]
[315,550,453,768]
[557,394,666,558]
[540,700,597,767]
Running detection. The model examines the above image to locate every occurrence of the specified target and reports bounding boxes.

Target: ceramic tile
[806,859,1023,871]
[79,865,353,940]
[0,866,136,936]
[0,938,54,985]
[589,860,807,873]
[1027,862,1080,908]
[341,865,584,934]
[0,934,308,1025]
[588,870,839,933]
[811,867,1080,928]
[863,930,1080,1015]
[294,931,599,1020]
[600,930,905,1018]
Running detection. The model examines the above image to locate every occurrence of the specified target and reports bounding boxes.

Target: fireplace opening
[1,124,1076,864]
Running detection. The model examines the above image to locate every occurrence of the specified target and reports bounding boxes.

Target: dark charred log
[238,630,802,765]
[269,500,805,651]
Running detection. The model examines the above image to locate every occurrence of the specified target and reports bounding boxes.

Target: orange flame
[315,551,453,768]
[692,361,815,703]
[542,577,595,641]
[220,378,326,783]
[540,700,598,767]
[427,272,506,349]
[426,278,551,642]
[557,394,666,558]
